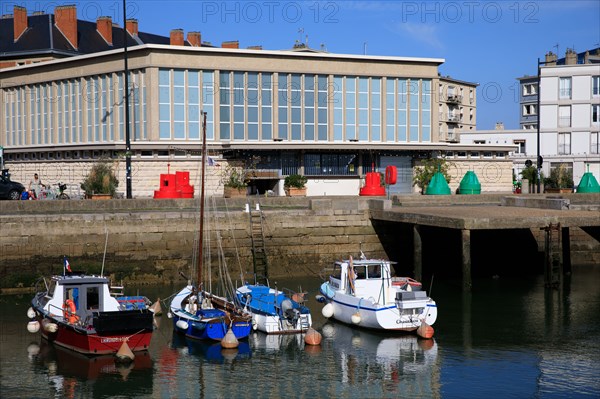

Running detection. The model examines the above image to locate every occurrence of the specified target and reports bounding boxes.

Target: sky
[8,0,600,130]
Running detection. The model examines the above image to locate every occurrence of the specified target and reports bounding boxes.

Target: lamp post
[123,0,132,199]
[536,57,541,194]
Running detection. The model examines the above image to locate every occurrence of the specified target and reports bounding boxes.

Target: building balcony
[446,94,463,104]
[440,131,460,143]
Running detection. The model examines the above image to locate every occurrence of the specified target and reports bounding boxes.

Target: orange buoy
[221,327,239,349]
[304,327,322,346]
[115,341,135,363]
[416,321,435,339]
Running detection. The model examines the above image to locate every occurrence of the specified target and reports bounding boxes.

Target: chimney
[96,16,112,45]
[55,5,78,49]
[545,51,557,66]
[170,29,184,46]
[221,40,239,49]
[247,45,263,50]
[187,31,201,47]
[495,122,504,130]
[565,48,577,65]
[13,6,27,42]
[125,19,138,36]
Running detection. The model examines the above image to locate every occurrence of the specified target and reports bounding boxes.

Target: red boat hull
[40,316,152,355]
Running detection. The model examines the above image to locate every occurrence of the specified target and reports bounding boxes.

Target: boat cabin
[329,259,395,302]
[42,274,120,322]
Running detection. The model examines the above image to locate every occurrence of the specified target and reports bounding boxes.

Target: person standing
[29,173,43,199]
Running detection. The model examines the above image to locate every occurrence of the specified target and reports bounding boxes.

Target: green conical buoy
[425,170,451,195]
[458,171,481,195]
[576,166,600,193]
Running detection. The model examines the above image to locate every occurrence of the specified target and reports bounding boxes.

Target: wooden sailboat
[169,112,252,341]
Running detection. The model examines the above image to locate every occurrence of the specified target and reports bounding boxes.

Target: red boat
[28,271,154,355]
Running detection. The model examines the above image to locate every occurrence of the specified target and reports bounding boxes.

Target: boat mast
[197,112,207,288]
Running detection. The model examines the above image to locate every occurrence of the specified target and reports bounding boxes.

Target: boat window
[66,287,80,310]
[47,279,56,297]
[355,266,366,280]
[368,264,381,278]
[86,286,100,310]
[331,264,342,279]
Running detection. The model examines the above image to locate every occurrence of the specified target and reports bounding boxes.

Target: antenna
[363,42,367,55]
[298,28,304,43]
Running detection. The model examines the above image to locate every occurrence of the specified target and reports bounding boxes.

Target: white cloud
[387,21,444,50]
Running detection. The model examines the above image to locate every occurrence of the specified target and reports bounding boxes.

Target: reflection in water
[170,331,251,363]
[3,270,600,398]
[28,340,153,398]
[322,321,440,398]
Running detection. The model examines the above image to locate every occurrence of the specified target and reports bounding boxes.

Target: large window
[333,77,343,141]
[513,139,526,154]
[558,133,571,155]
[592,104,600,125]
[159,70,171,139]
[558,105,571,127]
[559,77,572,99]
[591,133,599,154]
[592,75,599,96]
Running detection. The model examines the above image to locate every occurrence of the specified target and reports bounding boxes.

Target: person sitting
[29,173,43,199]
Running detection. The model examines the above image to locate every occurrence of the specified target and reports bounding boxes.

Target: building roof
[0,12,181,61]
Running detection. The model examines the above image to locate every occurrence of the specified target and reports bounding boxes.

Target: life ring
[63,299,79,324]
[385,165,397,185]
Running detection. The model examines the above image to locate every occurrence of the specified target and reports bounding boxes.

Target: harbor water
[1,265,599,398]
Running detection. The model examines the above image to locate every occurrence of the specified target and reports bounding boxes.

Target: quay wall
[1,194,598,292]
[0,197,385,291]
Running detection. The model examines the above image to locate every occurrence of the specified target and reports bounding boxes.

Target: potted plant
[284,174,308,196]
[544,164,573,193]
[80,160,119,199]
[222,164,249,198]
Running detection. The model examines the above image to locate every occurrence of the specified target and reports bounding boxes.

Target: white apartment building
[462,49,600,187]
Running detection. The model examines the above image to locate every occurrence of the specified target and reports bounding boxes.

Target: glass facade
[2,67,433,148]
[159,68,213,140]
[2,70,146,147]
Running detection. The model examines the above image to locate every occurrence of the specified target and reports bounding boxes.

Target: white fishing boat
[318,255,437,338]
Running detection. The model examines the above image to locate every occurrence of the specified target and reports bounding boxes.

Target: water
[1,267,599,398]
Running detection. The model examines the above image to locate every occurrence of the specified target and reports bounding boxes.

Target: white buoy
[351,311,362,324]
[244,203,250,213]
[321,303,334,318]
[27,307,36,319]
[176,320,189,330]
[27,321,40,333]
[221,327,239,349]
[167,311,173,319]
[115,341,135,364]
[45,322,58,333]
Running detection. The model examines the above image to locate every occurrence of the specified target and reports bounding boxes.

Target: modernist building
[1,5,514,197]
[462,47,600,187]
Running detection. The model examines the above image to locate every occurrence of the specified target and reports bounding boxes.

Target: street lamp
[536,57,542,194]
[123,0,132,199]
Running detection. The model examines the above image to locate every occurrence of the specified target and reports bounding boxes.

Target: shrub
[80,161,119,197]
[284,174,307,189]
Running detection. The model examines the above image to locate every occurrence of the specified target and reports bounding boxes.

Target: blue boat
[168,113,252,342]
[236,284,312,334]
[170,285,252,341]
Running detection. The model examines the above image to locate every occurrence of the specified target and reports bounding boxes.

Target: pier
[369,194,600,291]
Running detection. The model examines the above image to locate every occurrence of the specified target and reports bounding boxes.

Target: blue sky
[10,1,600,130]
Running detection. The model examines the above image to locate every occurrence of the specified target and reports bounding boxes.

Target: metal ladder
[542,223,563,288]
[248,201,269,285]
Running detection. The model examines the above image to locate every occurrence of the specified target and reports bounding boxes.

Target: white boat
[318,256,437,338]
